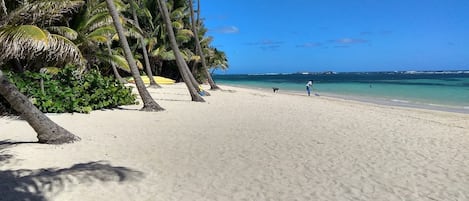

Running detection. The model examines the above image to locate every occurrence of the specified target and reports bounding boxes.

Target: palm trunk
[0,70,79,144]
[105,0,164,111]
[157,0,204,102]
[106,40,127,84]
[190,60,198,75]
[188,0,220,90]
[130,0,160,88]
[0,0,7,16]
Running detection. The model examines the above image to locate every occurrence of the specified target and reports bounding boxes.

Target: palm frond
[176,29,193,43]
[108,18,143,40]
[0,25,84,66]
[87,26,115,42]
[180,48,194,61]
[46,26,78,40]
[159,50,176,61]
[0,25,48,61]
[6,0,84,25]
[145,37,158,52]
[141,8,153,21]
[96,53,131,72]
[91,0,127,16]
[47,34,85,65]
[81,12,113,33]
[170,7,185,20]
[172,21,184,29]
[122,18,144,38]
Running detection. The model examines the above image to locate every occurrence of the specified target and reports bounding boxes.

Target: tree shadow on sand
[0,140,143,201]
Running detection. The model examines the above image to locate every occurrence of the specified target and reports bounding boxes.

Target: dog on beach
[272,87,279,93]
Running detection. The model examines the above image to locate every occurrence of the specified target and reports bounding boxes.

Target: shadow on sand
[0,140,143,201]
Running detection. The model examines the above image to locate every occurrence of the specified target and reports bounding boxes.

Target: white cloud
[297,42,322,48]
[331,38,368,44]
[212,26,239,34]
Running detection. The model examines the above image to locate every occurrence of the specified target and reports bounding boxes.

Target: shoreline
[218,83,469,114]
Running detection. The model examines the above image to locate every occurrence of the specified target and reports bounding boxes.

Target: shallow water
[214,72,469,113]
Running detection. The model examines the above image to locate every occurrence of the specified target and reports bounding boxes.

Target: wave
[391,99,410,103]
[402,70,469,75]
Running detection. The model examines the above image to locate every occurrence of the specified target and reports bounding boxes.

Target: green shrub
[0,65,137,114]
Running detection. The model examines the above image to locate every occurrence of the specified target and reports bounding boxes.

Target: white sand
[1,83,469,201]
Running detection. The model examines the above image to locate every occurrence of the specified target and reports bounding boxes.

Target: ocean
[213,71,469,113]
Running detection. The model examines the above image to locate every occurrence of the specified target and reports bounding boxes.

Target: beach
[1,83,469,201]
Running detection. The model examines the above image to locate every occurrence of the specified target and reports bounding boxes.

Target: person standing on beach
[306,80,313,96]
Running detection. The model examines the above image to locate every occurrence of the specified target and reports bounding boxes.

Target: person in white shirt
[306,80,313,96]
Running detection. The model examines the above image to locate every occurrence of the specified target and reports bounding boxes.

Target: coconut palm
[72,0,136,71]
[207,47,228,73]
[188,0,219,90]
[165,2,204,92]
[141,0,199,88]
[129,0,160,87]
[105,0,165,111]
[156,0,203,102]
[0,0,84,144]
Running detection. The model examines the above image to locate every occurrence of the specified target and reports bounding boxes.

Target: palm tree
[129,0,160,87]
[207,47,228,73]
[105,0,165,111]
[0,0,7,17]
[0,70,79,144]
[70,0,131,83]
[188,0,220,90]
[72,0,134,72]
[157,0,204,102]
[0,0,86,144]
[143,0,203,92]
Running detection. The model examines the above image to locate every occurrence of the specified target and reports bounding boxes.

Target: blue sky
[202,0,469,74]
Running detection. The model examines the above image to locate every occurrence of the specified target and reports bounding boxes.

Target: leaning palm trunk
[157,0,204,102]
[105,0,164,111]
[1,0,7,16]
[106,40,127,84]
[0,70,79,144]
[188,0,220,90]
[130,0,160,88]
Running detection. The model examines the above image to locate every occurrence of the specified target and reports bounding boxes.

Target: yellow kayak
[126,76,175,85]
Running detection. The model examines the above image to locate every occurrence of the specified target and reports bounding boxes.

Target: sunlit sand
[1,83,469,200]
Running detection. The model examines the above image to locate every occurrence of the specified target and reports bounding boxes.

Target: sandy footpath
[1,83,469,201]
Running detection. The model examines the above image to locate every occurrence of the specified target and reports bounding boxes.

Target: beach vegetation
[1,65,137,114]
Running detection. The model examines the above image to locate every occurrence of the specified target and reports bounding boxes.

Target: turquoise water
[213,72,469,112]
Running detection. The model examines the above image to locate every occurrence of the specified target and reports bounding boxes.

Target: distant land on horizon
[213,69,469,75]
